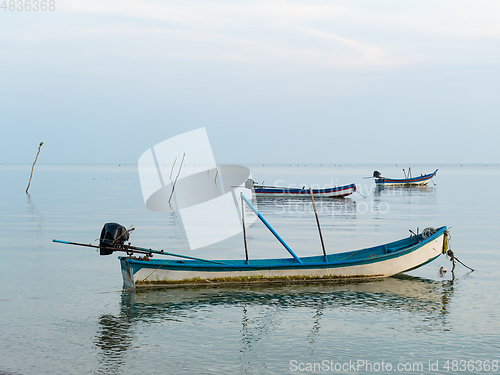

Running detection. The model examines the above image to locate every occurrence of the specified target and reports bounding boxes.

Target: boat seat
[384,246,399,254]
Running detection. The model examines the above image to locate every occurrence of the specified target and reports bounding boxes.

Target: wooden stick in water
[169,158,177,180]
[26,142,43,194]
[310,188,327,260]
[168,152,185,204]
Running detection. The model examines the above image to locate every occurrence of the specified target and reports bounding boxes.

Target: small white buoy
[439,265,447,276]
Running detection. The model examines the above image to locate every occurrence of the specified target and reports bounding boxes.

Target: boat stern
[119,257,135,289]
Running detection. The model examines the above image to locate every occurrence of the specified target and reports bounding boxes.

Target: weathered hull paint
[120,227,446,289]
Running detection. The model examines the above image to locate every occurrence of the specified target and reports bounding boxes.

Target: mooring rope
[356,190,367,198]
[444,230,474,272]
[446,249,474,272]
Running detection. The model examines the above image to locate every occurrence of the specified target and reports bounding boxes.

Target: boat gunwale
[120,226,446,272]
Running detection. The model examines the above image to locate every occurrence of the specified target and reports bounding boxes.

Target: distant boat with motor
[249,179,357,198]
[53,193,449,289]
[371,168,438,186]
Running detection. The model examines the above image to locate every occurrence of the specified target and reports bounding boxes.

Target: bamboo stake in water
[26,142,43,194]
[168,152,185,204]
[310,188,327,260]
[169,157,177,180]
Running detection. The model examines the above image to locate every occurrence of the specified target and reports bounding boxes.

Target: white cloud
[54,1,409,68]
[3,0,499,73]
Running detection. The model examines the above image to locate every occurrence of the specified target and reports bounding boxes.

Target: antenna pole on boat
[309,188,327,262]
[240,193,303,263]
[241,194,249,264]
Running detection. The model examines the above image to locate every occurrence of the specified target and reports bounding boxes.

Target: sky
[1,0,499,165]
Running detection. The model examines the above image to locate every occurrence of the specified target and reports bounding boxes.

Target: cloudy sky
[1,0,499,164]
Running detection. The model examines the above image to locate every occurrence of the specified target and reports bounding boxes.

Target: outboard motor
[99,223,130,255]
[373,171,382,178]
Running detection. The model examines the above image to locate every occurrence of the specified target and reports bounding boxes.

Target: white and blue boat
[119,226,447,288]
[54,195,448,289]
[373,169,438,186]
[253,182,357,198]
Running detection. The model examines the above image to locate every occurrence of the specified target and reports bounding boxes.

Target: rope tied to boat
[444,230,474,272]
[356,190,367,199]
[446,249,474,272]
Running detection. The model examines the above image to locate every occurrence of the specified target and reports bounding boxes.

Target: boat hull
[375,170,437,186]
[253,183,356,198]
[120,227,447,288]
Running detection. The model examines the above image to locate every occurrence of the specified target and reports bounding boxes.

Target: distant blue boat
[253,183,357,198]
[373,169,438,186]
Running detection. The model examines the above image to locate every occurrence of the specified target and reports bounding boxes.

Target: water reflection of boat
[373,185,436,197]
[102,276,454,325]
[128,275,446,314]
[93,275,457,372]
[255,196,357,218]
[374,184,435,196]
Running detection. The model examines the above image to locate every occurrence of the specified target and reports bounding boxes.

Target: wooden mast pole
[241,194,249,264]
[310,188,327,261]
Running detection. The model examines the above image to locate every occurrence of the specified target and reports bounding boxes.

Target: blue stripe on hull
[253,183,356,196]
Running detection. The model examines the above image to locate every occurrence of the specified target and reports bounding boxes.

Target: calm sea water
[1,164,499,374]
